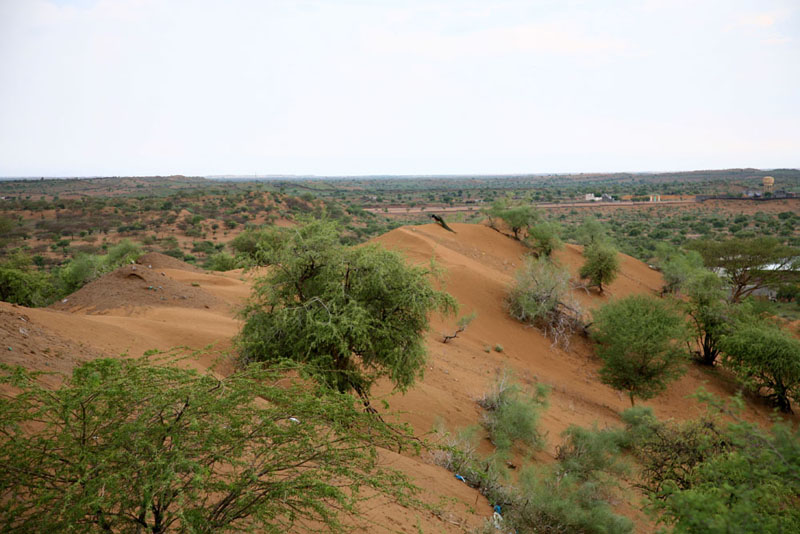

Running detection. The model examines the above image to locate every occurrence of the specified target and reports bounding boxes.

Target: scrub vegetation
[0,171,799,533]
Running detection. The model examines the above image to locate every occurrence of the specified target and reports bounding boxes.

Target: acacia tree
[684,270,729,366]
[527,222,563,257]
[654,244,705,295]
[575,216,609,248]
[625,398,800,533]
[579,244,620,294]
[687,237,799,302]
[238,220,456,399]
[0,358,418,534]
[720,322,800,413]
[591,295,689,406]
[484,200,540,240]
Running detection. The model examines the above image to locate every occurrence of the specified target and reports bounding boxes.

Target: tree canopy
[591,295,689,406]
[484,200,540,240]
[687,237,798,302]
[0,357,418,534]
[654,244,705,295]
[625,399,800,534]
[527,221,563,257]
[237,220,456,398]
[575,216,609,248]
[719,320,800,413]
[579,244,620,293]
[684,270,729,366]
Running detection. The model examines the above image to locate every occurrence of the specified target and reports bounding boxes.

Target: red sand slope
[0,225,790,533]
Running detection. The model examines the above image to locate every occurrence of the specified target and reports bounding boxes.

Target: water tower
[763,176,775,194]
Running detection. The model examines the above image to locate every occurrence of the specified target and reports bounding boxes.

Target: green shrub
[579,244,620,293]
[0,357,420,533]
[58,253,102,293]
[527,222,562,256]
[477,372,549,452]
[162,248,184,259]
[206,252,237,271]
[506,465,633,534]
[719,321,800,413]
[556,425,628,482]
[104,239,142,266]
[0,267,56,307]
[58,240,142,294]
[591,295,689,406]
[622,398,800,534]
[238,220,456,396]
[507,256,582,347]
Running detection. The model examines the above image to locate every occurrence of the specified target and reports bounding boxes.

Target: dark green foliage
[621,406,730,495]
[684,270,729,365]
[205,251,237,271]
[238,220,456,396]
[527,221,563,256]
[687,237,799,302]
[556,425,628,483]
[0,265,57,307]
[654,243,705,295]
[58,239,143,294]
[592,295,689,405]
[0,357,419,534]
[229,227,285,261]
[57,253,102,294]
[776,282,800,301]
[623,398,800,533]
[575,216,609,247]
[484,200,540,240]
[0,240,141,307]
[0,216,13,246]
[579,243,620,293]
[719,321,800,412]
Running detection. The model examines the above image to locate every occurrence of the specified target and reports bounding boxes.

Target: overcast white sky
[0,0,798,177]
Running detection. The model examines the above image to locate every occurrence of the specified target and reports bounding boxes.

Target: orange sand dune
[0,224,790,533]
[375,225,782,437]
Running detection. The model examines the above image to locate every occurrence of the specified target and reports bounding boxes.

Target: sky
[0,0,798,177]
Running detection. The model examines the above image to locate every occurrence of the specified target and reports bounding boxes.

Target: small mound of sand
[51,262,227,314]
[136,252,205,273]
[0,303,101,381]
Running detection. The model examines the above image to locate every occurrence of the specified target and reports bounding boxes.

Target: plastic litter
[491,505,504,529]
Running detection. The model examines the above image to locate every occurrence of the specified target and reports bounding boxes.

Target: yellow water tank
[763,176,775,193]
